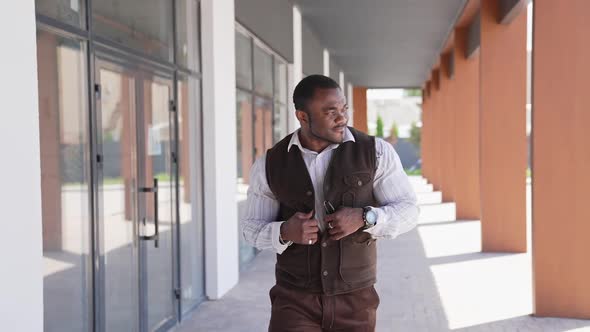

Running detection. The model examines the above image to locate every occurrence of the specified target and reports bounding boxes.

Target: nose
[335,110,348,125]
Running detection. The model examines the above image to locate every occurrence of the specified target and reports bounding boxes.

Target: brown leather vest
[265,127,378,296]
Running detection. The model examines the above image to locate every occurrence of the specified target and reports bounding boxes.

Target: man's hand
[324,207,364,241]
[281,211,320,245]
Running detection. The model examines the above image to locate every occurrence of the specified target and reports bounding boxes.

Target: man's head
[293,75,349,145]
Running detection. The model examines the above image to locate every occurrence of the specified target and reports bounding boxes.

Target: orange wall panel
[532,0,590,318]
[480,0,527,252]
[439,52,457,202]
[453,28,481,220]
[353,87,368,134]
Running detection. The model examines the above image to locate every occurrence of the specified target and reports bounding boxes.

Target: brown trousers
[268,284,380,332]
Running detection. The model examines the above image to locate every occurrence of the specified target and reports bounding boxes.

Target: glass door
[137,71,176,332]
[95,57,177,332]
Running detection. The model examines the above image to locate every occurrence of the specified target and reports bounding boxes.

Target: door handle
[139,178,159,248]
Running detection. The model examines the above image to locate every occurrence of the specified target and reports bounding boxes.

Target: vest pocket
[343,172,372,188]
[338,231,377,284]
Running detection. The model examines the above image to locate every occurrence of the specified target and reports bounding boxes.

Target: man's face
[302,88,349,144]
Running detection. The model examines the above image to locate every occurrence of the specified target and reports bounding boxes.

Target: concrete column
[532,0,590,318]
[430,69,442,191]
[439,52,457,202]
[453,27,481,220]
[201,0,239,299]
[480,0,527,252]
[323,49,330,76]
[352,87,368,133]
[289,5,303,132]
[347,83,354,127]
[0,0,43,329]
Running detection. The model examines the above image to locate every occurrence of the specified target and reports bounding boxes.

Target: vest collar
[287,127,356,153]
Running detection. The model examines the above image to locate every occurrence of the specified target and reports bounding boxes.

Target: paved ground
[174,181,590,331]
[174,219,590,332]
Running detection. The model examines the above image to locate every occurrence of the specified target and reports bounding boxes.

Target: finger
[326,220,339,229]
[296,210,314,219]
[303,219,318,227]
[304,225,320,234]
[306,235,318,245]
[324,213,335,222]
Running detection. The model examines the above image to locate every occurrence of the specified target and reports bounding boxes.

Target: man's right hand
[280,211,319,245]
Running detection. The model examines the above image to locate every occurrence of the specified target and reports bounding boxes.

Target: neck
[297,129,331,153]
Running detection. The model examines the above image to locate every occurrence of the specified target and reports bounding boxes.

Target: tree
[389,122,399,145]
[404,89,422,97]
[376,114,384,138]
[408,122,421,149]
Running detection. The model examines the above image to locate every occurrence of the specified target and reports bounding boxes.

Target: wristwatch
[362,206,378,229]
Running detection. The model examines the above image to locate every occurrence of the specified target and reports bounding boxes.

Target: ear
[295,110,308,125]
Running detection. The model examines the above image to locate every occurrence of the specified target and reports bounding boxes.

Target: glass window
[236,32,252,90]
[254,97,273,158]
[274,59,288,103]
[92,0,173,61]
[274,102,287,144]
[36,0,85,28]
[177,75,205,313]
[236,90,256,267]
[36,29,91,332]
[176,0,200,71]
[254,44,273,98]
[236,90,254,183]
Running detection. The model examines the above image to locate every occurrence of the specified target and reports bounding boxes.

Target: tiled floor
[175,180,590,332]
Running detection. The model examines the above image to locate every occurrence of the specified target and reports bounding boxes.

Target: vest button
[322,242,327,248]
[357,180,363,186]
[323,270,328,277]
[306,190,312,196]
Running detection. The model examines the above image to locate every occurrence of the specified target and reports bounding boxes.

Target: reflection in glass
[178,76,205,314]
[236,90,253,184]
[254,45,273,98]
[274,103,288,143]
[254,97,273,159]
[142,77,175,330]
[236,31,252,89]
[98,66,138,332]
[237,91,256,268]
[37,28,90,332]
[275,60,288,103]
[92,0,173,61]
[176,0,200,70]
[36,0,84,28]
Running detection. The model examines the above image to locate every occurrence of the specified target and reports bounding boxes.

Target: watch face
[366,210,377,225]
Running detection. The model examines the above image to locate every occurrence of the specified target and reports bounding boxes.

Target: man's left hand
[324,207,364,241]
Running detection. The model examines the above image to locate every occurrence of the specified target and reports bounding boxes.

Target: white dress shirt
[241,128,419,254]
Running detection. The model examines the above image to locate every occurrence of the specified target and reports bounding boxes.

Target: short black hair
[293,75,341,112]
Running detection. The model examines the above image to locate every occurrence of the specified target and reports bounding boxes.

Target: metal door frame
[93,52,178,332]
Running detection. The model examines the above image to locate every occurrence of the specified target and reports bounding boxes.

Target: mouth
[333,126,345,133]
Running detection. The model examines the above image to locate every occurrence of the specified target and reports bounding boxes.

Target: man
[242,75,419,331]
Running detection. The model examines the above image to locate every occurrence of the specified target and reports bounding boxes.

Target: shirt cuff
[272,221,292,254]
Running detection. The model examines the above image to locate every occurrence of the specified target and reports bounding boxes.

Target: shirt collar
[287,127,356,152]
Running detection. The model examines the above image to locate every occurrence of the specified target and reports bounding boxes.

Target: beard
[308,113,345,145]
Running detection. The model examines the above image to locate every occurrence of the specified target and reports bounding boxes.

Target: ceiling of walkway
[294,0,467,88]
